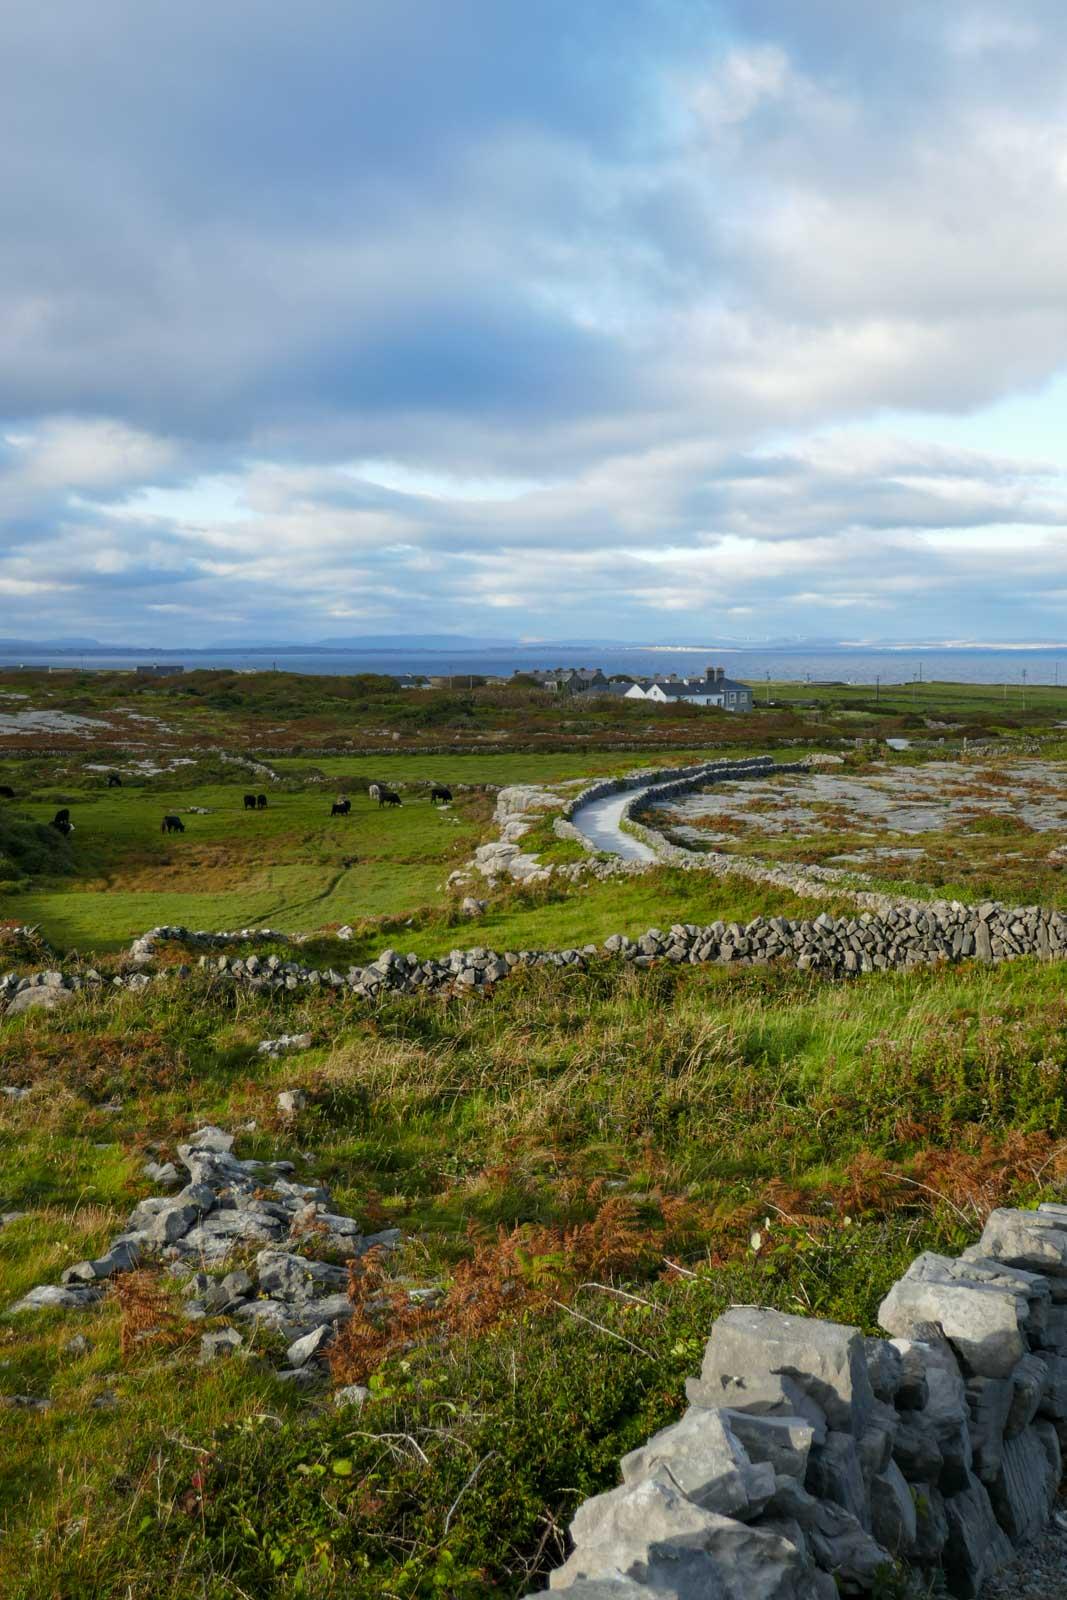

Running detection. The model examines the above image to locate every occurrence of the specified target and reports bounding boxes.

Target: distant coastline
[2,641,1065,687]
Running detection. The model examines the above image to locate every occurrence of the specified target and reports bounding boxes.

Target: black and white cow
[161,814,185,833]
[331,799,351,816]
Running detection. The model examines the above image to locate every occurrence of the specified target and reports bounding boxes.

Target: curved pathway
[568,785,660,862]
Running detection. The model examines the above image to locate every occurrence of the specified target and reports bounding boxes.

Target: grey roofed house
[578,679,638,697]
[517,667,609,693]
[634,666,753,711]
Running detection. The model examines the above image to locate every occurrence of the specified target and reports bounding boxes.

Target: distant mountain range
[3,633,1067,655]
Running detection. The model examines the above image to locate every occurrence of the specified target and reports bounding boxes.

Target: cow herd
[6,778,455,848]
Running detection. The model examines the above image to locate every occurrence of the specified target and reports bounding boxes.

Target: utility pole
[1022,668,1028,711]
[765,670,771,706]
[875,674,880,704]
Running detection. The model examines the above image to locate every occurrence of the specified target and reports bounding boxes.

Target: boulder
[286,1324,334,1368]
[254,1249,349,1302]
[988,1425,1058,1543]
[805,1430,869,1526]
[878,1276,1027,1378]
[1005,1352,1048,1436]
[620,1408,774,1519]
[199,1327,244,1362]
[973,1207,1067,1279]
[551,1468,812,1598]
[696,1307,873,1435]
[719,1410,815,1480]
[942,1473,1014,1598]
[863,1339,903,1404]
[807,1501,892,1593]
[869,1460,917,1555]
[5,985,75,1016]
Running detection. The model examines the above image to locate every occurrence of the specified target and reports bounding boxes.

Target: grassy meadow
[2,954,1066,1598]
[2,669,1067,1596]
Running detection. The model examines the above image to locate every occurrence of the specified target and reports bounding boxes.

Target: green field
[4,782,484,948]
[0,747,767,953]
[1,951,1064,1598]
[4,673,1067,1596]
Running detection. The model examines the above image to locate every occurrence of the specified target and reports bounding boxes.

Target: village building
[511,663,752,711]
[625,666,753,711]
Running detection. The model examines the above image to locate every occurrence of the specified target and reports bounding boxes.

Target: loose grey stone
[333,1384,370,1409]
[286,1324,334,1367]
[199,1327,244,1362]
[619,1408,774,1520]
[5,985,75,1016]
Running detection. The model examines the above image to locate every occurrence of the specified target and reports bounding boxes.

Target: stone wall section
[5,893,1067,1016]
[527,1205,1067,1598]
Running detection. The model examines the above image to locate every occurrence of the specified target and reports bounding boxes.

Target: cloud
[4,2,1067,640]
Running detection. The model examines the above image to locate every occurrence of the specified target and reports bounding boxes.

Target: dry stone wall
[528,1205,1067,1599]
[5,896,1067,1018]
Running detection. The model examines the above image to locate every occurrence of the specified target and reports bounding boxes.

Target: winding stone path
[569,786,660,862]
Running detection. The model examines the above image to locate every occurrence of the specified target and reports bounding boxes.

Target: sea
[2,644,1067,688]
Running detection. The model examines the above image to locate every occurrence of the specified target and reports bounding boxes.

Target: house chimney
[705,665,714,682]
[716,666,725,682]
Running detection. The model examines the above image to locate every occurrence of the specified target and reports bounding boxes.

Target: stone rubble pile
[1,967,155,1015]
[530,1203,1067,1599]
[10,1125,401,1381]
[257,1033,313,1057]
[128,925,295,967]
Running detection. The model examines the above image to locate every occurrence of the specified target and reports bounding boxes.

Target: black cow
[378,788,401,808]
[50,818,74,836]
[256,794,267,809]
[161,814,185,833]
[107,773,122,788]
[243,793,257,811]
[331,799,351,816]
[0,785,14,799]
[430,785,452,806]
[53,808,71,825]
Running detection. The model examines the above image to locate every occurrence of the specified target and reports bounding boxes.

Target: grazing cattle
[430,785,452,806]
[256,794,267,809]
[367,783,382,805]
[50,818,74,836]
[378,788,401,808]
[53,808,71,826]
[331,799,351,817]
[243,794,257,811]
[161,814,185,833]
[107,773,122,788]
[0,785,14,799]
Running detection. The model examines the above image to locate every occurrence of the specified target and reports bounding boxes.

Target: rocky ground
[10,1123,404,1390]
[981,1508,1067,1597]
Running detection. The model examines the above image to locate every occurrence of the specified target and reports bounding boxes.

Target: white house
[625,666,753,712]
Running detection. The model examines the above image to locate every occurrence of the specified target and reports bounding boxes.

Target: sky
[4,0,1067,646]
